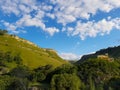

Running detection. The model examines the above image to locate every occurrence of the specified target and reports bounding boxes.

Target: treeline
[0,51,120,90]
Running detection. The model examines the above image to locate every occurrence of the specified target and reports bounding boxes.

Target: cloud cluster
[0,0,59,35]
[51,0,120,39]
[0,0,120,39]
[71,18,120,40]
[51,0,120,24]
[59,52,82,60]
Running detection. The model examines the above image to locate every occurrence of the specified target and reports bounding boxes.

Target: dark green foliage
[7,78,29,90]
[89,76,95,90]
[77,58,120,83]
[53,64,77,74]
[104,77,120,90]
[29,65,53,82]
[9,65,30,78]
[0,29,8,35]
[46,64,77,83]
[0,76,28,90]
[0,51,12,63]
[36,72,46,82]
[50,73,83,90]
[77,58,120,90]
[13,53,22,64]
[0,58,120,90]
[0,75,12,90]
[4,51,13,62]
[0,51,22,64]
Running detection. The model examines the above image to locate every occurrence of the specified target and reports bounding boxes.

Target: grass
[0,34,67,69]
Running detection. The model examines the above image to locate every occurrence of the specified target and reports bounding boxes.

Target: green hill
[77,45,120,63]
[0,33,67,69]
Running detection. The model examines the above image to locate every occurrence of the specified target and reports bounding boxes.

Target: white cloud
[2,21,17,31]
[51,0,120,25]
[16,14,45,29]
[45,27,59,36]
[59,51,96,60]
[46,13,55,19]
[59,52,82,60]
[69,18,120,40]
[0,0,37,16]
[0,0,120,38]
[0,0,20,15]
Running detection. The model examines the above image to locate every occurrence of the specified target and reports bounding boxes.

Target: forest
[0,50,120,90]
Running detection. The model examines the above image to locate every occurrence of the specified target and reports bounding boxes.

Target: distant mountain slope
[77,46,120,63]
[0,34,67,69]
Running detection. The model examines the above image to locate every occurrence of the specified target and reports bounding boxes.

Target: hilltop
[0,30,67,69]
[77,45,120,63]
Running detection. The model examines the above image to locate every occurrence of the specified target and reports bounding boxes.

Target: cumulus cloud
[59,52,82,60]
[16,14,45,29]
[61,17,120,40]
[1,21,17,31]
[70,18,120,40]
[45,27,59,36]
[51,0,120,24]
[0,0,120,38]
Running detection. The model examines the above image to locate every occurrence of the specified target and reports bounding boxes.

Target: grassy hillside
[0,34,67,69]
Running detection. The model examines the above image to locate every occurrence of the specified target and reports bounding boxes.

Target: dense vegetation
[0,50,120,90]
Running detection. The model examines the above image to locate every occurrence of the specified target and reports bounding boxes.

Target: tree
[0,29,8,35]
[36,72,46,82]
[13,53,22,64]
[46,64,77,83]
[5,51,13,62]
[7,78,29,90]
[10,65,30,78]
[77,58,120,85]
[105,77,120,90]
[89,76,95,90]
[31,65,53,82]
[53,64,77,74]
[0,75,12,90]
[50,73,84,90]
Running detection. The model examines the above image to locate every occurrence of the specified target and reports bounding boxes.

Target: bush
[0,29,8,35]
[10,65,30,78]
[6,78,29,90]
[104,77,120,90]
[50,73,84,90]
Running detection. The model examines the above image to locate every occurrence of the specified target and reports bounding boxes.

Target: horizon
[0,0,120,60]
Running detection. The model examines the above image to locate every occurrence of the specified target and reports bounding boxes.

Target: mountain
[0,32,67,69]
[77,45,120,63]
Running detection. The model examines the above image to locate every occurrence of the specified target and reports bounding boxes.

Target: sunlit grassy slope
[0,34,67,69]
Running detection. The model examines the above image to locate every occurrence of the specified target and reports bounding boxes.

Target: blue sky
[0,0,120,60]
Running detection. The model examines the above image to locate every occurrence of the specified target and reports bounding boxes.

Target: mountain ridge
[77,45,120,63]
